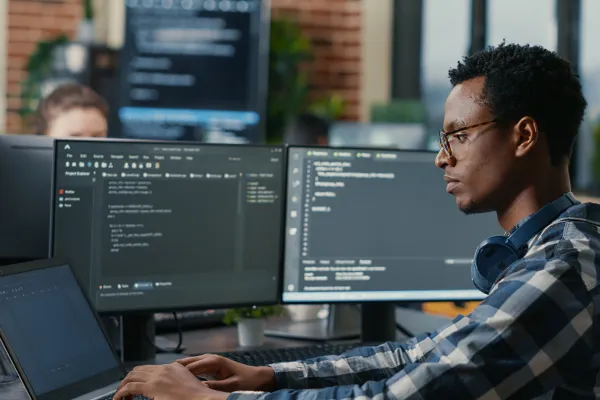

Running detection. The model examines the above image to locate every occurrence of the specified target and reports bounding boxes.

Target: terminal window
[52,140,284,313]
[283,147,501,303]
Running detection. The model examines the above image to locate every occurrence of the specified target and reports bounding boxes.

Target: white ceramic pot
[237,318,266,347]
[76,20,95,44]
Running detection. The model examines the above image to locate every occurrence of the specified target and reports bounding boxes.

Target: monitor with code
[51,139,285,313]
[282,146,502,303]
[117,0,268,143]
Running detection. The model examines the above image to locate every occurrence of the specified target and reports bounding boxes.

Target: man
[35,82,108,137]
[114,43,600,399]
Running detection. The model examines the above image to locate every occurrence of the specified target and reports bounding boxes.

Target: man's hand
[113,363,229,400]
[177,354,276,392]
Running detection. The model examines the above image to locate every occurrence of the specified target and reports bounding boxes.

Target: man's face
[47,107,108,138]
[435,77,517,214]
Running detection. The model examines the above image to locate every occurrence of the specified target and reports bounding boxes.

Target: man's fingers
[176,357,199,366]
[116,371,151,392]
[176,354,211,366]
[113,382,147,399]
[204,377,237,392]
[131,365,159,372]
[185,357,223,374]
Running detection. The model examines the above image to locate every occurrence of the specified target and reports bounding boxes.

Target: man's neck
[497,169,571,232]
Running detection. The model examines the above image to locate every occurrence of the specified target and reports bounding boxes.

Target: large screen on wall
[117,0,269,143]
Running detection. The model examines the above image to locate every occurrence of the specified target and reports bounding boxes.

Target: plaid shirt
[228,202,600,400]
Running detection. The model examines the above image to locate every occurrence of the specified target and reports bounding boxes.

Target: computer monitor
[279,146,502,341]
[51,139,285,314]
[117,0,269,143]
[0,134,54,265]
[283,146,501,303]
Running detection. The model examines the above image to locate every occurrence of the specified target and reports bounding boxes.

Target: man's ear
[514,116,538,158]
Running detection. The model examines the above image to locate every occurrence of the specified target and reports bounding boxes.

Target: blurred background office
[0,0,599,361]
[1,0,598,189]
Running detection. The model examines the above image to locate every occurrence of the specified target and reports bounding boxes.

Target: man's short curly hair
[448,42,587,166]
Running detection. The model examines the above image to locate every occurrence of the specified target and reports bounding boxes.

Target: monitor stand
[265,303,398,343]
[265,304,361,341]
[361,303,397,343]
[120,314,157,363]
[116,314,184,363]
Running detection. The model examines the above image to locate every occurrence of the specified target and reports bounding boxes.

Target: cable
[146,312,184,354]
[395,322,413,338]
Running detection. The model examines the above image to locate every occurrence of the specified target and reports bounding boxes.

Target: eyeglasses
[438,119,497,158]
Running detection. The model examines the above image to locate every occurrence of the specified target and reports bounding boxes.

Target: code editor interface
[283,147,500,302]
[53,140,284,312]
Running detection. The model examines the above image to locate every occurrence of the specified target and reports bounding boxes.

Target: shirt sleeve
[227,247,596,400]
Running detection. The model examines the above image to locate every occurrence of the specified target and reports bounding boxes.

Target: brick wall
[4,0,361,133]
[271,0,362,121]
[6,0,82,133]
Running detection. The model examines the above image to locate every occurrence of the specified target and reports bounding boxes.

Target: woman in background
[35,83,108,138]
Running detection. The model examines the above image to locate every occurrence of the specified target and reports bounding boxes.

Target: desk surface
[162,308,450,356]
[162,319,362,356]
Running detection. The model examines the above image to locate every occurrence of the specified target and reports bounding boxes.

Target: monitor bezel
[0,258,127,400]
[50,138,287,315]
[280,144,488,304]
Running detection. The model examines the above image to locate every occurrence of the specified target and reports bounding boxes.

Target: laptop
[0,258,148,400]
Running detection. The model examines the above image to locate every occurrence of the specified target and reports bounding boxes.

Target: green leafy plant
[19,34,69,122]
[266,18,312,143]
[370,100,428,123]
[307,94,345,121]
[83,0,94,20]
[223,305,285,325]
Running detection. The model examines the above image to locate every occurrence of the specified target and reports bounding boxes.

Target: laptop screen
[0,264,123,400]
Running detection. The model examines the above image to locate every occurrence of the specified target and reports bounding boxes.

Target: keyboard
[100,394,149,400]
[215,343,366,366]
[155,310,226,333]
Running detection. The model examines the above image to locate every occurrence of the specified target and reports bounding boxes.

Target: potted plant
[19,34,70,129]
[77,0,95,43]
[267,17,345,143]
[223,305,285,347]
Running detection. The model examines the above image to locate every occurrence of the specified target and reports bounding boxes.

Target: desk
[161,318,362,356]
[160,308,451,356]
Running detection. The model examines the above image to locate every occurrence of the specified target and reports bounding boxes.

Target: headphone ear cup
[471,193,578,294]
[472,236,520,294]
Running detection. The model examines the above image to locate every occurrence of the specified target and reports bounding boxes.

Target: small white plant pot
[76,20,95,44]
[237,318,266,347]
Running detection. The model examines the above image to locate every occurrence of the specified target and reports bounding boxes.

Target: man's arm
[228,248,596,399]
[269,335,435,389]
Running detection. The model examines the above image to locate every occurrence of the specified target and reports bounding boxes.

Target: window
[487,0,557,49]
[578,0,600,188]
[421,0,470,148]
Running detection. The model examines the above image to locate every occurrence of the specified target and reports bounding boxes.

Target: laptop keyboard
[99,394,149,400]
